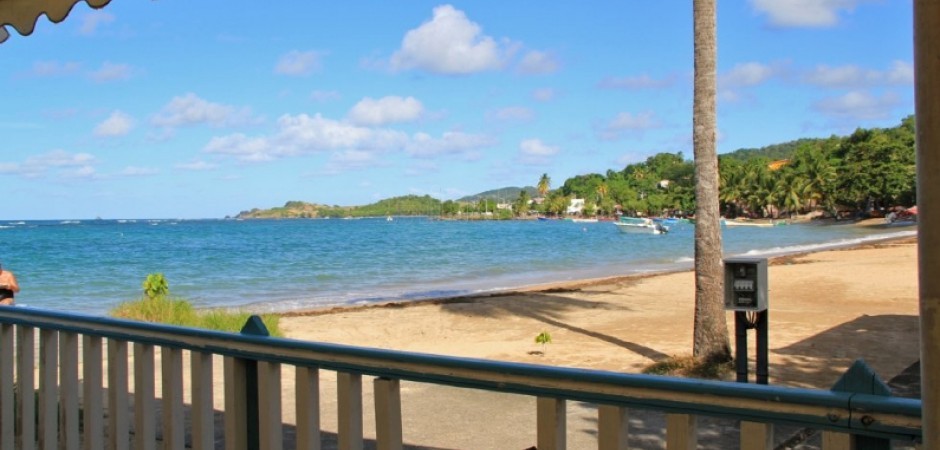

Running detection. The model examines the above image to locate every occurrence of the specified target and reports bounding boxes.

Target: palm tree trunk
[692,0,731,362]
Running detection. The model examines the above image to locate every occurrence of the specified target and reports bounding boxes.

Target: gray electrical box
[724,257,768,311]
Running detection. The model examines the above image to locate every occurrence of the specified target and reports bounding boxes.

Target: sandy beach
[280,235,919,389]
[264,234,921,448]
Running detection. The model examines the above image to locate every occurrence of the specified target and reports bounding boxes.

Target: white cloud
[17,150,96,179]
[78,10,115,35]
[310,90,341,102]
[516,138,559,166]
[175,160,218,171]
[323,150,390,174]
[94,111,135,137]
[347,96,424,126]
[516,50,559,75]
[389,5,509,75]
[813,91,901,120]
[803,61,914,88]
[89,62,133,82]
[28,61,82,77]
[598,74,675,90]
[203,134,274,162]
[596,111,661,141]
[120,166,159,176]
[151,93,255,129]
[488,106,534,123]
[532,88,557,102]
[274,50,324,76]
[720,62,777,88]
[406,131,496,160]
[750,0,865,27]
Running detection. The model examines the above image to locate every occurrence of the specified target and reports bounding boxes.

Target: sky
[1,1,914,220]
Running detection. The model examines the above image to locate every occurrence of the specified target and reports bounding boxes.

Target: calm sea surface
[0,217,915,315]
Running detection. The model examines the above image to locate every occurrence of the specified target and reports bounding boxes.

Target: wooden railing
[0,307,922,449]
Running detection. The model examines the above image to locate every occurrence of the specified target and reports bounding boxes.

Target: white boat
[723,219,778,227]
[614,217,669,234]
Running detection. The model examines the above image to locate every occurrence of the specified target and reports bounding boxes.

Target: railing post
[38,329,57,450]
[374,377,403,450]
[0,323,14,450]
[17,325,35,450]
[666,413,697,450]
[823,360,893,450]
[82,335,104,450]
[161,347,185,450]
[59,331,80,449]
[225,315,271,450]
[133,342,156,450]
[597,404,629,450]
[537,397,566,450]
[740,421,773,450]
[296,366,321,450]
[337,372,363,450]
[191,351,215,450]
[108,339,129,450]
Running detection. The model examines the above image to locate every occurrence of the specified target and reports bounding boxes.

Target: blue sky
[2,1,913,219]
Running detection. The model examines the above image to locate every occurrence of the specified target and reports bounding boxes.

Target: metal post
[756,311,769,385]
[735,311,749,383]
[240,315,271,450]
[914,1,940,448]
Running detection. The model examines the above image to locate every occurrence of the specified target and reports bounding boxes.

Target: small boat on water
[614,217,669,234]
[723,219,784,227]
[569,218,599,223]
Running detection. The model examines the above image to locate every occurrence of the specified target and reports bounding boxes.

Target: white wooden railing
[0,307,922,449]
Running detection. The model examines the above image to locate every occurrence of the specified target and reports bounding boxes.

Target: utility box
[724,257,768,311]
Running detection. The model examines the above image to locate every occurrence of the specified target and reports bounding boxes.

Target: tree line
[531,115,915,219]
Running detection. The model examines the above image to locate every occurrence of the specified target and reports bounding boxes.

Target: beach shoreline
[279,229,920,394]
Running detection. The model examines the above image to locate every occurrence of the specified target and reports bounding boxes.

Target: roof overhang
[0,0,113,43]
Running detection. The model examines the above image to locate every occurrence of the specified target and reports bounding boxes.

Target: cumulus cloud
[813,91,901,121]
[89,62,133,83]
[78,10,115,35]
[94,111,135,137]
[516,50,559,75]
[803,61,914,88]
[598,74,676,90]
[275,50,324,76]
[516,138,559,166]
[389,4,509,75]
[151,93,256,129]
[596,111,661,141]
[750,0,866,27]
[406,131,496,159]
[347,96,424,126]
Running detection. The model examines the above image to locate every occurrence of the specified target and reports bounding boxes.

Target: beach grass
[110,296,282,337]
[641,355,733,380]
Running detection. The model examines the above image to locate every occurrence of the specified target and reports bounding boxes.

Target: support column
[915,1,940,448]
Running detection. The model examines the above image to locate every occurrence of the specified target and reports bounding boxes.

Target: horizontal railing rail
[0,306,923,448]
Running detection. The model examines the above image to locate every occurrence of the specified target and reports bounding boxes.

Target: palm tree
[692,0,731,364]
[537,173,551,198]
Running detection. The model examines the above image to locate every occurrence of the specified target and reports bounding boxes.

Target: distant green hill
[720,137,827,162]
[458,186,539,202]
[235,195,442,219]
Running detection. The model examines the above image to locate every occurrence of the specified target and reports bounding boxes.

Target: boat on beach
[614,217,669,234]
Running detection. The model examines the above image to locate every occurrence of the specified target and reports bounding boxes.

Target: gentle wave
[740,229,916,257]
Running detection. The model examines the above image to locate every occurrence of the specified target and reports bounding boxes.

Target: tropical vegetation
[111,273,282,336]
[234,116,916,222]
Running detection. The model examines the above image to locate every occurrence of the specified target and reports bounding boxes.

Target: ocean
[0,217,916,315]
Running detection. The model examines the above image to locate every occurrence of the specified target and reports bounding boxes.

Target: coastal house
[566,198,586,215]
[1,2,937,449]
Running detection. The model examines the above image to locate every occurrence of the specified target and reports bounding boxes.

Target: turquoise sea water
[0,217,915,315]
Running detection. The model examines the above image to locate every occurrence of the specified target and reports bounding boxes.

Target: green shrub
[110,274,282,337]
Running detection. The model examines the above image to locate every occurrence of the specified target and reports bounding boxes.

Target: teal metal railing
[0,307,922,449]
